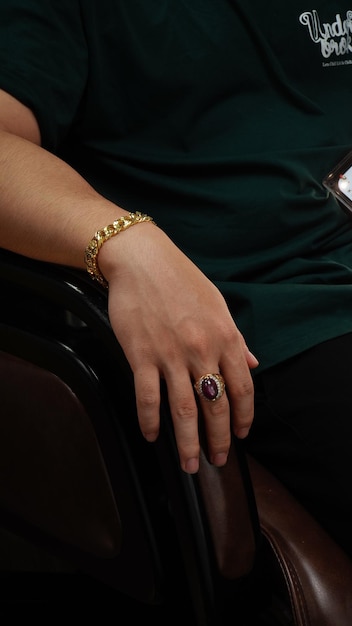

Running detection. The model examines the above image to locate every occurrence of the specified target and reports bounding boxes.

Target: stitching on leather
[261,528,311,626]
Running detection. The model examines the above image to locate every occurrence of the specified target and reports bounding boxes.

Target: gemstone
[201,377,219,400]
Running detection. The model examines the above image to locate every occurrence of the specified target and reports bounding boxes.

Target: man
[1,1,352,555]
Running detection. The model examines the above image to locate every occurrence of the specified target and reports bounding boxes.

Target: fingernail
[144,432,158,442]
[236,427,250,439]
[185,457,199,474]
[213,452,228,467]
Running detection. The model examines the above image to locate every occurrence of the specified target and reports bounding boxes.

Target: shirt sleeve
[0,0,88,151]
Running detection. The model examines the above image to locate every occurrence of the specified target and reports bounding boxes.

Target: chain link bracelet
[84,211,155,288]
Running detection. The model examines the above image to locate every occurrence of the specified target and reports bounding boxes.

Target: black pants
[246,333,352,558]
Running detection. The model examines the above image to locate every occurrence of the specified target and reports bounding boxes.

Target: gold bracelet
[84,211,155,288]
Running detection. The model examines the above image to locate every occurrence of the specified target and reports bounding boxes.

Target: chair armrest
[248,455,352,626]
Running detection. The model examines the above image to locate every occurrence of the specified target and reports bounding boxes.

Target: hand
[100,223,258,474]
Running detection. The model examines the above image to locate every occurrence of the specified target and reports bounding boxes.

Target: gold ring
[194,373,225,402]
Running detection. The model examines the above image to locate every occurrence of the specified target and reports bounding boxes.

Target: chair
[0,246,351,623]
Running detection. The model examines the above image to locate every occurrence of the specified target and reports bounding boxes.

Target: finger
[166,372,201,474]
[245,348,259,369]
[222,362,255,439]
[194,373,231,466]
[134,366,161,442]
[238,331,259,369]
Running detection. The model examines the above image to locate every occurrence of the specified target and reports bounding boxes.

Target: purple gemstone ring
[194,373,225,402]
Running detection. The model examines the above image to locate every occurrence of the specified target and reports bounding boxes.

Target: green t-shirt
[1,0,352,372]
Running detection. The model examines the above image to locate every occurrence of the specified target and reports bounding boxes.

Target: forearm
[0,128,129,269]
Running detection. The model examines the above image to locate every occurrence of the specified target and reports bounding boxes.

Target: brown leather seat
[1,247,352,624]
[249,456,352,626]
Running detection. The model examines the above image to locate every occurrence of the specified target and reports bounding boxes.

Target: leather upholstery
[249,456,352,626]
[0,351,121,557]
[0,350,162,604]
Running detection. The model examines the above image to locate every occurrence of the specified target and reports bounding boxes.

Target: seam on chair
[261,528,311,626]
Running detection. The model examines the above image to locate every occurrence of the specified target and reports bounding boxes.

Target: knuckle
[212,436,231,453]
[222,324,238,344]
[207,398,228,417]
[137,388,158,412]
[232,377,254,398]
[187,330,210,359]
[240,378,255,396]
[173,400,196,423]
